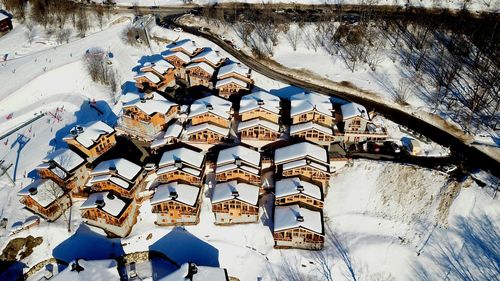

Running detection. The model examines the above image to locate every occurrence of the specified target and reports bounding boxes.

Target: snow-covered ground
[92,0,500,13]
[0,16,498,281]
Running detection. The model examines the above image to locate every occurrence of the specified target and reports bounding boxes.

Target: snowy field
[0,13,498,281]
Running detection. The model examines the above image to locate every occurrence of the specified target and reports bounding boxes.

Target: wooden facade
[20,193,71,222]
[81,199,137,238]
[119,103,179,141]
[292,111,335,127]
[216,81,249,99]
[239,123,280,141]
[211,199,259,224]
[343,116,369,133]
[137,68,176,90]
[64,132,116,162]
[290,127,335,143]
[241,108,279,123]
[191,112,230,128]
[282,165,330,191]
[186,126,227,144]
[157,169,203,186]
[218,72,253,84]
[164,54,189,80]
[275,193,324,210]
[151,198,201,226]
[273,228,324,250]
[89,177,144,199]
[37,163,89,197]
[186,65,213,88]
[216,168,261,185]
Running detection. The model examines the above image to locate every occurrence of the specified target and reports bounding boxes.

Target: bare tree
[24,22,36,45]
[393,78,411,105]
[285,25,302,51]
[76,6,89,38]
[56,28,71,44]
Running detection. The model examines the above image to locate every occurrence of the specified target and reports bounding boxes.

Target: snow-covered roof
[217,145,260,167]
[212,180,259,205]
[274,142,328,165]
[239,91,281,115]
[216,163,259,175]
[157,165,201,177]
[0,13,8,22]
[290,92,333,117]
[237,118,280,132]
[192,49,226,66]
[189,95,232,120]
[217,62,250,79]
[164,51,191,64]
[341,102,369,120]
[290,121,333,135]
[186,62,215,75]
[274,204,323,234]
[159,147,205,169]
[150,182,200,206]
[151,122,184,149]
[80,192,127,217]
[123,93,178,116]
[186,123,229,136]
[89,174,131,190]
[18,179,64,208]
[64,121,114,148]
[141,59,174,74]
[170,40,201,55]
[275,177,322,200]
[51,259,120,281]
[282,159,329,172]
[215,77,248,89]
[42,148,86,173]
[91,158,141,181]
[135,72,161,84]
[160,263,227,281]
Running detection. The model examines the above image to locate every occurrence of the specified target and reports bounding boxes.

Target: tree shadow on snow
[411,214,500,281]
[52,224,125,263]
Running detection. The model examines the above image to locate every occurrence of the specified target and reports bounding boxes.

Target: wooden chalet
[188,95,232,128]
[238,118,280,141]
[211,180,259,224]
[341,102,388,143]
[216,145,261,185]
[275,177,324,210]
[215,78,249,99]
[274,142,331,192]
[150,182,202,226]
[190,49,227,69]
[63,121,116,162]
[167,263,230,281]
[136,59,176,90]
[156,147,205,186]
[150,121,184,153]
[290,121,335,143]
[273,205,324,249]
[35,148,89,197]
[290,92,335,127]
[87,158,145,199]
[239,91,281,123]
[163,51,191,80]
[185,123,230,144]
[185,62,215,88]
[80,191,138,238]
[0,11,12,33]
[217,62,253,84]
[117,92,179,142]
[168,40,204,57]
[18,179,71,221]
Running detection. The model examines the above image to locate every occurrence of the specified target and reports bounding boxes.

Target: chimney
[71,260,84,272]
[169,191,178,200]
[76,125,84,134]
[189,263,198,275]
[109,165,117,173]
[144,92,154,100]
[215,50,220,56]
[296,215,304,222]
[192,41,196,46]
[206,103,213,110]
[257,99,264,106]
[28,187,38,196]
[106,193,115,200]
[235,157,242,167]
[70,128,78,136]
[296,185,304,192]
[232,190,239,198]
[174,159,182,168]
[96,199,105,208]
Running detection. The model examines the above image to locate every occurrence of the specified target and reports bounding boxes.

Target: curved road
[164,15,500,177]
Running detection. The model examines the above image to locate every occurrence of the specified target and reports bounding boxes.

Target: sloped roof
[151,182,200,206]
[80,192,127,217]
[141,59,174,74]
[216,145,260,167]
[164,51,191,63]
[212,180,259,205]
[170,40,201,55]
[274,142,328,165]
[192,49,225,66]
[341,102,369,120]
[160,263,228,281]
[275,177,322,200]
[290,92,333,117]
[215,77,248,89]
[274,204,323,234]
[185,123,229,136]
[239,91,280,115]
[123,93,178,116]
[151,122,184,149]
[159,147,204,169]
[64,121,114,148]
[42,148,86,173]
[217,62,250,78]
[91,158,141,181]
[51,259,120,281]
[290,121,333,135]
[237,118,280,132]
[18,179,64,208]
[186,62,215,75]
[135,72,161,84]
[189,95,232,120]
